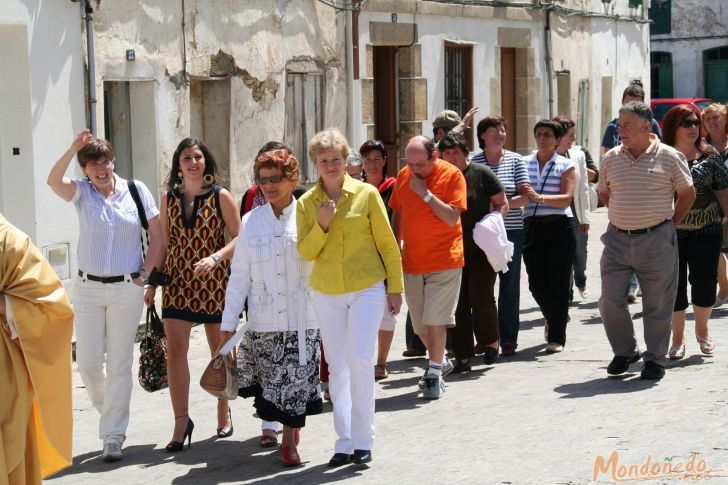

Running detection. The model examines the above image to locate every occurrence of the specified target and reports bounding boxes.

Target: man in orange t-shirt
[389,135,467,399]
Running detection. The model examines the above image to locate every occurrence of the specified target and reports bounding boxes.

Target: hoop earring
[175,170,184,190]
[203,173,215,186]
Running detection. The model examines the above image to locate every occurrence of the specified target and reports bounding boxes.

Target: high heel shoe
[216,407,233,438]
[165,415,194,452]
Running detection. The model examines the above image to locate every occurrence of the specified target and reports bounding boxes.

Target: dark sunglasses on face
[679,119,701,128]
[256,175,284,185]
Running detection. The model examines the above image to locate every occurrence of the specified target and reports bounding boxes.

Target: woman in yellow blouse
[297,128,403,468]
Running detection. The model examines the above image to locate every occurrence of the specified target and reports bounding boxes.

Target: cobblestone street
[46,208,728,484]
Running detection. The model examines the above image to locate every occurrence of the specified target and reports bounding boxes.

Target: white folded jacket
[473,212,514,273]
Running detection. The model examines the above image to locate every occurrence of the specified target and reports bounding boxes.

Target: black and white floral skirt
[237,329,323,428]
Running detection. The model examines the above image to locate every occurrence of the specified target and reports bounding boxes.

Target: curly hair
[254,149,299,183]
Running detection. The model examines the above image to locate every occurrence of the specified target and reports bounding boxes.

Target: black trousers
[674,226,722,311]
[448,252,498,360]
[523,215,576,346]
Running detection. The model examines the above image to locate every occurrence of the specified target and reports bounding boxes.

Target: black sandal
[259,431,278,448]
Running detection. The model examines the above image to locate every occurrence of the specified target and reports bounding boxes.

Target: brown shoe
[402,348,426,357]
[374,364,389,380]
[501,344,516,356]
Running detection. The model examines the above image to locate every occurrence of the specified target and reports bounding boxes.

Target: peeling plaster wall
[91,0,345,197]
[651,0,728,98]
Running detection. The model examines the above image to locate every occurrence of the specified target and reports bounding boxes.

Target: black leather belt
[614,220,670,235]
[78,270,140,283]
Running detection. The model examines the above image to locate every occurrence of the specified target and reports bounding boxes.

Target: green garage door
[705,47,728,102]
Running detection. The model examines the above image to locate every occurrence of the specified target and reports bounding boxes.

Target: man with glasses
[389,136,467,399]
[598,101,695,380]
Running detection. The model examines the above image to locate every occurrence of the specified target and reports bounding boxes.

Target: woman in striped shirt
[520,120,577,353]
[47,129,162,462]
[472,116,531,356]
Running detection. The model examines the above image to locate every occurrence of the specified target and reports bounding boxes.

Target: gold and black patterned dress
[162,185,230,323]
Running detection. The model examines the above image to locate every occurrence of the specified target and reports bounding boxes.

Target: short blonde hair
[308,128,350,163]
[702,102,727,119]
[702,103,728,137]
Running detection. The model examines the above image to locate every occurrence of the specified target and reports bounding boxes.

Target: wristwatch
[423,190,434,204]
[211,254,222,266]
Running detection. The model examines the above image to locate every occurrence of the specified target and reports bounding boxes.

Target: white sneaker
[545,342,564,353]
[101,442,122,462]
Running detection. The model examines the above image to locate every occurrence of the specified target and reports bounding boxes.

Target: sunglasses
[679,119,701,128]
[256,175,284,185]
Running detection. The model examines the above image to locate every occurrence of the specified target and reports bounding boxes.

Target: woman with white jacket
[553,116,592,301]
[220,149,321,467]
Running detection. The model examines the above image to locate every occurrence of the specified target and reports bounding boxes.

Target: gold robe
[0,214,74,484]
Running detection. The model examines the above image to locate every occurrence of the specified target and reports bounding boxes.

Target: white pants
[262,420,279,432]
[313,282,386,453]
[73,275,144,445]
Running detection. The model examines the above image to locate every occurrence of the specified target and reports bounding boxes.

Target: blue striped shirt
[71,175,159,275]
[471,150,530,230]
[523,152,574,218]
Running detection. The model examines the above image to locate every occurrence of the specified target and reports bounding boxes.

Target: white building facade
[649,0,728,102]
[0,0,85,280]
[2,0,653,280]
[352,0,652,165]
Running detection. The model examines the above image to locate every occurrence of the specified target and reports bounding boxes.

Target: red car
[651,98,713,129]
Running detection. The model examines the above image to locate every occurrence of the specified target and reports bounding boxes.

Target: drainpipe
[345,9,355,142]
[544,8,554,118]
[82,0,97,135]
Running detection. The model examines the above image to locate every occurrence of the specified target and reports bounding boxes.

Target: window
[649,0,671,35]
[706,47,728,61]
[704,47,728,102]
[650,52,673,99]
[284,72,325,184]
[444,44,473,148]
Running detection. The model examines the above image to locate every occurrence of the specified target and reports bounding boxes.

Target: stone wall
[91,0,346,197]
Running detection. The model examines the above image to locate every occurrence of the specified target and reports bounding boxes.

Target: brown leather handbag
[200,343,238,400]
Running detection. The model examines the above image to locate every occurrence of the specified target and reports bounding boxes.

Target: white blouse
[220,198,317,364]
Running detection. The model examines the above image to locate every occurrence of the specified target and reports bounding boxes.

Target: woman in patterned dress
[661,105,728,359]
[151,138,240,451]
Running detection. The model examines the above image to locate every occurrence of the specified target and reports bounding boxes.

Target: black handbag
[138,305,168,392]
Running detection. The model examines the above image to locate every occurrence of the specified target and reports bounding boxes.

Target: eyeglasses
[256,175,284,185]
[679,119,702,128]
[87,159,114,169]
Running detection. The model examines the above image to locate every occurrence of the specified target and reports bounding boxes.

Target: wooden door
[500,48,516,152]
[373,46,398,176]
